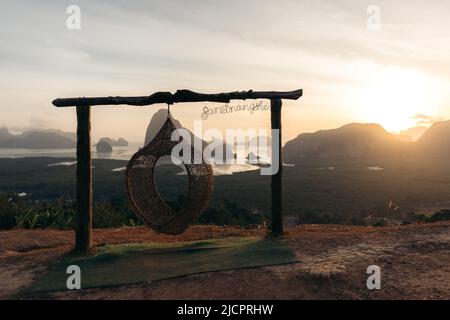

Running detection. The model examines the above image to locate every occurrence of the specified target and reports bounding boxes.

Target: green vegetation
[414,210,450,223]
[198,200,266,227]
[0,194,17,229]
[0,192,263,230]
[0,157,449,229]
[27,237,297,293]
[0,194,140,230]
[0,194,75,229]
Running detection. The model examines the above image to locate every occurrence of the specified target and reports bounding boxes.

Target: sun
[353,67,439,132]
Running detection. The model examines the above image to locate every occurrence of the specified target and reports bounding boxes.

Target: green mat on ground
[26,237,298,293]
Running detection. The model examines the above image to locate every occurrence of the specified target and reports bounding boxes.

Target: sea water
[0,143,268,176]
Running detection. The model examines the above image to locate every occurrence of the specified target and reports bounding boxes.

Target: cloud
[1,0,450,141]
[411,113,443,126]
[29,116,55,129]
[411,113,434,120]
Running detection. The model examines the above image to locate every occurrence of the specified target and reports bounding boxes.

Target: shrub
[92,202,137,228]
[197,200,265,227]
[0,194,75,230]
[350,215,368,226]
[15,206,39,229]
[428,209,450,222]
[0,194,17,229]
[414,209,450,223]
[15,203,75,229]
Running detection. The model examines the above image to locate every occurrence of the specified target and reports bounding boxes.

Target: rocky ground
[1,222,449,300]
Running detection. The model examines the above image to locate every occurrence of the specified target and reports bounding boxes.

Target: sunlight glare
[353,67,439,132]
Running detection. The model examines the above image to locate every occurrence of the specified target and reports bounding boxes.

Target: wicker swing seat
[125,117,214,235]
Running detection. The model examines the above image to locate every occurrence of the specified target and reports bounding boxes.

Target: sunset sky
[1,0,450,143]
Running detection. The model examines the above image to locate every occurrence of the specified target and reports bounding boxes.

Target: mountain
[396,126,427,142]
[115,138,128,146]
[143,109,234,161]
[98,137,128,147]
[96,140,113,153]
[21,129,76,142]
[416,120,450,157]
[0,127,13,141]
[0,128,76,149]
[144,109,183,146]
[283,123,410,163]
[144,109,208,153]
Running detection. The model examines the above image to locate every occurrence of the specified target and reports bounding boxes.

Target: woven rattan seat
[125,117,214,235]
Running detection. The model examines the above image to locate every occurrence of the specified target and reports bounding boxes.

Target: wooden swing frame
[52,89,303,251]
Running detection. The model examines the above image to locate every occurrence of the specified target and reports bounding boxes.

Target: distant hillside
[416,120,450,157]
[0,127,13,141]
[283,121,450,163]
[0,128,76,149]
[98,137,128,147]
[396,126,427,142]
[22,129,76,142]
[283,123,410,162]
[144,109,183,146]
[96,140,113,153]
[144,109,233,160]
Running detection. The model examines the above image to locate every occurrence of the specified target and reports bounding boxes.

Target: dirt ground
[1,222,449,300]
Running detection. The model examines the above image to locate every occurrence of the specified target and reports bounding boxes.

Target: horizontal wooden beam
[52,89,303,107]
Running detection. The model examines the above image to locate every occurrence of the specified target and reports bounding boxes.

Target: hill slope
[2,223,449,300]
[283,121,450,163]
[416,120,450,157]
[283,123,410,162]
[0,128,76,149]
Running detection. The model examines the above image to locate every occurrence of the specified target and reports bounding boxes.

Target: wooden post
[75,106,92,251]
[270,98,283,236]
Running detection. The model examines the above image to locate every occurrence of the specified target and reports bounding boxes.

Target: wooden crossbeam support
[52,89,302,107]
[270,99,283,236]
[75,106,92,251]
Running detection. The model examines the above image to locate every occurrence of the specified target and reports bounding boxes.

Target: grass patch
[26,237,298,293]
